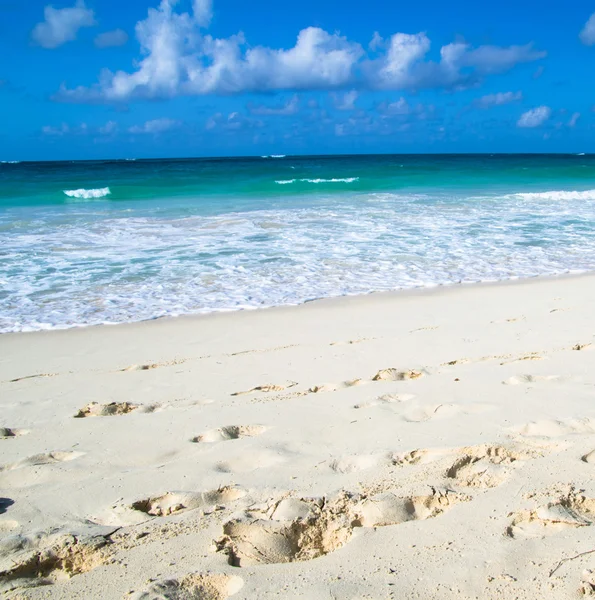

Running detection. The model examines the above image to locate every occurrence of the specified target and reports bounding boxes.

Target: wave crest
[63,187,111,199]
[275,177,359,185]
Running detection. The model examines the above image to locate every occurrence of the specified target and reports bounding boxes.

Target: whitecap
[301,177,359,183]
[63,187,111,200]
[275,179,296,184]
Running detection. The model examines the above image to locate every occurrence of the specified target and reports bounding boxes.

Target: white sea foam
[63,187,111,199]
[511,189,595,201]
[1,160,20,164]
[4,187,595,333]
[275,177,359,184]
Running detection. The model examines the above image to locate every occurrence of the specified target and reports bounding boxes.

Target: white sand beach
[2,275,595,599]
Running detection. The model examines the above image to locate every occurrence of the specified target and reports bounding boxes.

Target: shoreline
[3,267,593,340]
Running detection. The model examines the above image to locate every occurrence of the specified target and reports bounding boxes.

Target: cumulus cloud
[364,34,544,91]
[333,90,358,110]
[248,95,299,115]
[475,91,522,108]
[580,13,595,45]
[32,0,96,49]
[128,118,180,134]
[95,29,129,48]
[517,106,551,128]
[377,97,412,115]
[54,0,545,102]
[568,112,581,127]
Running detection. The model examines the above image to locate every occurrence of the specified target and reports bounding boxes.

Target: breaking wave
[63,187,111,199]
[276,177,359,184]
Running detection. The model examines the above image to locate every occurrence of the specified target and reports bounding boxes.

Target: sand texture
[2,275,595,598]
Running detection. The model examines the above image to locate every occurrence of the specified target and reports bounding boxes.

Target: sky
[1,0,595,160]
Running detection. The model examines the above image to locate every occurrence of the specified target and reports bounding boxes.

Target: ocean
[2,154,595,333]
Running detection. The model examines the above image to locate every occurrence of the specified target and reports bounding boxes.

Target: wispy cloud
[248,95,299,116]
[580,13,595,45]
[99,120,118,135]
[128,118,180,134]
[42,122,88,135]
[517,106,551,128]
[54,0,545,103]
[206,112,264,132]
[333,90,358,110]
[94,29,129,49]
[475,91,522,109]
[568,112,581,127]
[32,0,96,49]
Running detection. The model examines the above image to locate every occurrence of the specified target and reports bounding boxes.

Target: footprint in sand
[0,428,29,439]
[191,425,266,444]
[309,369,426,396]
[514,418,595,438]
[231,383,297,397]
[0,531,110,592]
[445,444,539,489]
[392,447,454,466]
[132,573,244,600]
[74,402,151,418]
[0,451,84,473]
[328,453,391,474]
[572,343,593,351]
[91,487,247,527]
[216,488,467,566]
[507,490,595,538]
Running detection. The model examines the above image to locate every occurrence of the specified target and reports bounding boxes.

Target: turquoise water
[2,154,595,332]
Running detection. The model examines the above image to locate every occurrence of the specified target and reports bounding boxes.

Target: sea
[2,153,595,333]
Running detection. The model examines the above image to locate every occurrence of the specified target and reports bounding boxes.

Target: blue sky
[1,0,595,160]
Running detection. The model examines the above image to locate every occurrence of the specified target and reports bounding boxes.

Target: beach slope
[2,276,595,599]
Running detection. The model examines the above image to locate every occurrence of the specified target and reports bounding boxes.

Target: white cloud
[533,65,545,79]
[193,0,213,28]
[377,97,411,115]
[517,106,551,128]
[32,0,96,49]
[580,13,595,45]
[41,122,90,135]
[475,91,522,108]
[248,95,299,115]
[99,120,118,134]
[42,123,70,135]
[369,31,384,51]
[55,0,545,102]
[128,118,179,134]
[95,29,129,48]
[568,112,581,127]
[206,111,263,132]
[365,35,544,91]
[333,90,358,110]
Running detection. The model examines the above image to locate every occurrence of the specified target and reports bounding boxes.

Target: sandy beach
[2,274,595,599]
